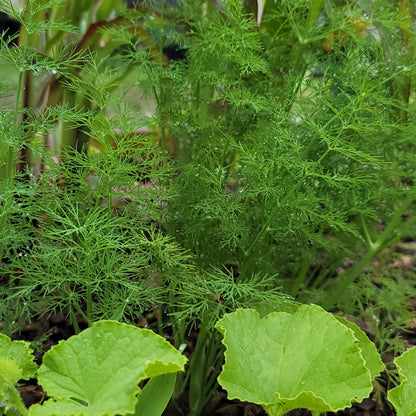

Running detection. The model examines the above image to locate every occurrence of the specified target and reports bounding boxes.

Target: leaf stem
[321,191,415,310]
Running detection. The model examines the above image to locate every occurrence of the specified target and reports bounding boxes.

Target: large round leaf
[215,304,377,416]
[29,320,187,416]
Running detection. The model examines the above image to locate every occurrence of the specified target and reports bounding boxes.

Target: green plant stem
[0,69,25,260]
[291,258,313,298]
[157,302,164,335]
[68,307,81,334]
[244,214,273,258]
[321,191,416,310]
[6,69,25,187]
[360,213,375,248]
[188,327,221,416]
[152,83,167,151]
[86,285,93,324]
[304,0,324,36]
[188,329,208,416]
[394,0,413,123]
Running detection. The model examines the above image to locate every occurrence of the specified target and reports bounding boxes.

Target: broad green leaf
[215,304,376,416]
[0,357,23,387]
[29,320,187,416]
[388,346,416,416]
[0,371,29,416]
[0,334,37,382]
[335,316,384,380]
[0,334,37,416]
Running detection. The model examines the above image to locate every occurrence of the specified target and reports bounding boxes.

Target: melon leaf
[388,346,416,416]
[335,316,384,380]
[215,304,381,416]
[0,334,37,416]
[0,334,37,383]
[28,320,187,416]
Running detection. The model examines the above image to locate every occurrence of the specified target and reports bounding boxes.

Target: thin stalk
[171,293,186,349]
[291,258,312,298]
[304,0,324,38]
[204,340,223,396]
[188,327,213,416]
[17,70,33,175]
[5,69,25,187]
[158,1,167,151]
[107,189,113,216]
[160,114,167,151]
[394,0,413,123]
[360,213,375,248]
[68,306,81,334]
[244,214,273,258]
[290,227,324,297]
[0,69,26,260]
[13,69,24,125]
[195,79,200,114]
[71,299,89,330]
[283,0,324,114]
[86,284,93,324]
[309,266,333,291]
[157,302,164,335]
[151,82,166,151]
[189,328,223,415]
[242,181,298,262]
[321,192,415,310]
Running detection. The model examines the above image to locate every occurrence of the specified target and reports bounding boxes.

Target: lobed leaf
[388,346,416,416]
[215,304,381,416]
[0,373,29,416]
[0,334,37,416]
[29,320,187,416]
[0,334,37,383]
[335,316,384,380]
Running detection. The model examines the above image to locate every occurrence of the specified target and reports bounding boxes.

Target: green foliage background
[1,0,416,413]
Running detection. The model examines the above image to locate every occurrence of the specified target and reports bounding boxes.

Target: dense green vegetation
[1,0,416,414]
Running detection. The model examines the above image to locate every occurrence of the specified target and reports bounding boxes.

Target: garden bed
[2,0,416,415]
[9,238,416,416]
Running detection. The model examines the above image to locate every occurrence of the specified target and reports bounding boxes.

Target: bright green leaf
[0,334,37,416]
[0,372,29,416]
[335,316,384,380]
[133,372,177,416]
[0,334,37,383]
[0,357,23,387]
[215,304,377,416]
[29,320,187,416]
[388,346,416,416]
